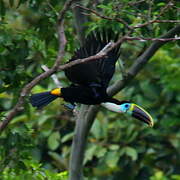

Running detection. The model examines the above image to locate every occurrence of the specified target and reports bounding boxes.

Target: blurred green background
[0,0,179,179]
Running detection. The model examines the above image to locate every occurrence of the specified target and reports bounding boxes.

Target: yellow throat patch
[50,88,61,96]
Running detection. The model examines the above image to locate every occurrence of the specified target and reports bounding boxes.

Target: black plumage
[30,29,123,108]
[61,30,121,105]
[65,30,120,88]
[29,29,154,128]
[30,92,57,109]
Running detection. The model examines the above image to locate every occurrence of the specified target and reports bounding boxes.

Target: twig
[75,4,132,30]
[125,36,180,41]
[147,0,153,21]
[58,0,78,23]
[57,33,130,72]
[46,0,59,16]
[134,0,177,29]
[41,65,62,88]
[75,4,179,31]
[96,42,114,56]
[134,19,180,29]
[128,0,146,5]
[157,0,174,19]
[57,41,117,71]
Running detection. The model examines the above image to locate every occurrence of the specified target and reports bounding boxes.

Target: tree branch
[41,65,62,88]
[57,41,117,71]
[133,20,180,29]
[156,0,174,19]
[75,4,132,30]
[58,0,78,23]
[76,3,180,30]
[125,36,180,42]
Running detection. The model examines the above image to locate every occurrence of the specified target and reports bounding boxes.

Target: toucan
[30,29,153,127]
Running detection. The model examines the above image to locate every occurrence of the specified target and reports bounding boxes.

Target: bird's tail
[30,92,58,109]
[30,88,61,109]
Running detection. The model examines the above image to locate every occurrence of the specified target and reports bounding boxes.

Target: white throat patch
[101,102,123,113]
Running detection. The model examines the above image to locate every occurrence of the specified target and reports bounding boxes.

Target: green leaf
[109,144,119,151]
[48,152,66,169]
[171,174,180,180]
[48,132,61,151]
[124,147,138,161]
[91,119,102,139]
[105,151,120,168]
[157,2,166,6]
[96,146,107,158]
[84,144,97,164]
[61,132,74,143]
[97,4,108,9]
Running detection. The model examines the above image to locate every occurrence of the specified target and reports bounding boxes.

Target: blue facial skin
[119,103,131,114]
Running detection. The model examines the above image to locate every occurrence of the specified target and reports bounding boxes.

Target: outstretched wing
[64,29,121,88]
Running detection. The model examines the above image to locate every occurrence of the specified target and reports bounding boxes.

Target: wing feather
[65,29,121,87]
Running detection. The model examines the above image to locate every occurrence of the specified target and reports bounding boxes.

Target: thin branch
[46,0,59,16]
[75,4,132,30]
[76,4,180,31]
[157,0,174,19]
[57,31,133,72]
[134,0,177,29]
[57,41,117,71]
[128,0,146,5]
[147,0,153,21]
[125,36,180,42]
[134,19,180,29]
[41,65,62,88]
[58,0,78,23]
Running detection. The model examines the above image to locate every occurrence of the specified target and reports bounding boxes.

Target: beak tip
[149,119,154,127]
[149,122,154,127]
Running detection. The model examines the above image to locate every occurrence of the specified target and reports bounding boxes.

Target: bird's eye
[125,104,129,108]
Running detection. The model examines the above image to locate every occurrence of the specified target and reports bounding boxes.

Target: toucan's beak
[131,104,154,127]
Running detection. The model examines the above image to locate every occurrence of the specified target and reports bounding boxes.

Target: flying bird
[30,29,153,127]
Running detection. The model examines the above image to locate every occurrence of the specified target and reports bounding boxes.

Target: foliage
[1,164,68,180]
[0,0,179,179]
